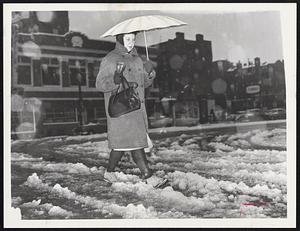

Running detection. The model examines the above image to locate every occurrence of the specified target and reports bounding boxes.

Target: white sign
[246,85,260,94]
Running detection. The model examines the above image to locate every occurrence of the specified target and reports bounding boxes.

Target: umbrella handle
[143,30,149,61]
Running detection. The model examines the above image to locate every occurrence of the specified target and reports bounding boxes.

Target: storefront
[12,31,159,137]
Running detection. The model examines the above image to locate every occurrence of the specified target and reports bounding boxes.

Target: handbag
[108,75,141,118]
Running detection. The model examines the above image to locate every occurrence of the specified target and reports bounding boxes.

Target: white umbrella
[101,15,187,60]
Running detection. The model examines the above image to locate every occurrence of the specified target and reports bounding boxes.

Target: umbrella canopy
[102,15,187,37]
[101,15,187,60]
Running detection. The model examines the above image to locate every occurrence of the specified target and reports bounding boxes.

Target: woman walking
[96,33,167,188]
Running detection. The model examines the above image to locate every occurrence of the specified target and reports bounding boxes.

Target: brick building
[212,57,286,113]
[154,32,213,124]
[11,11,158,137]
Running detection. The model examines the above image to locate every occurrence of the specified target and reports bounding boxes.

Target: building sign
[246,85,260,94]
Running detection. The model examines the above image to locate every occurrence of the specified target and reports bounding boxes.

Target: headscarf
[116,34,124,45]
[116,32,138,46]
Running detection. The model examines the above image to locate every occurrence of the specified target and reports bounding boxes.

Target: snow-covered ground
[11,125,287,219]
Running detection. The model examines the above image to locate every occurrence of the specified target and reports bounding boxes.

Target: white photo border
[3,3,296,228]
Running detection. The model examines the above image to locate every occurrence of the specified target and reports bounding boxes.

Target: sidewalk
[57,119,286,143]
[148,119,286,138]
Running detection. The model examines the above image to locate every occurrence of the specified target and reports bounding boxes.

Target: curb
[148,120,286,139]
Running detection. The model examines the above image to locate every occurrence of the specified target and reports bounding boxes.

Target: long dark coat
[96,42,156,149]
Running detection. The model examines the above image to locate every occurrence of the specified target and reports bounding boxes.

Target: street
[11,120,287,219]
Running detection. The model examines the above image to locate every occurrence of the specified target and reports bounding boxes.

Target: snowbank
[48,206,74,218]
[13,156,105,176]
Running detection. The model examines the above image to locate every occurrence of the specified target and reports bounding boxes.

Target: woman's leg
[107,150,124,172]
[131,148,153,179]
[131,148,168,188]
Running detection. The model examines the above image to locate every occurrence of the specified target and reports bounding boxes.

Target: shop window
[175,101,199,119]
[41,57,60,85]
[69,59,87,86]
[43,101,77,123]
[95,106,106,119]
[17,56,31,85]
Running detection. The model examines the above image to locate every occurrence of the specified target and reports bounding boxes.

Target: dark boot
[131,148,168,188]
[131,148,153,179]
[107,150,124,172]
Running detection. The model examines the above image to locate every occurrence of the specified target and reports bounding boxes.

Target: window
[43,101,77,123]
[95,103,106,119]
[41,57,60,85]
[43,110,77,123]
[88,61,100,88]
[17,56,31,85]
[69,59,87,86]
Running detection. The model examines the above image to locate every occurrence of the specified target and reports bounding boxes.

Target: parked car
[175,117,198,126]
[263,108,286,120]
[236,108,263,122]
[72,119,107,135]
[233,110,246,121]
[149,115,173,128]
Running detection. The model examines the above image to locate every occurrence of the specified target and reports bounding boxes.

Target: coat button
[128,68,131,72]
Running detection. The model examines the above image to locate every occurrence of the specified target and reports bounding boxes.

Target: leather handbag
[108,75,141,118]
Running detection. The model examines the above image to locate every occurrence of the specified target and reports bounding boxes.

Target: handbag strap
[114,73,131,96]
[120,74,130,89]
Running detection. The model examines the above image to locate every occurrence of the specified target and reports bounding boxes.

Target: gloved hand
[128,82,138,89]
[114,62,126,84]
[144,60,154,74]
[113,71,122,84]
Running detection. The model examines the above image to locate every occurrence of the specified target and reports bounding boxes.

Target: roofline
[18,31,157,51]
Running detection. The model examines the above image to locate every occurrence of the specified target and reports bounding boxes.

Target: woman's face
[123,33,136,52]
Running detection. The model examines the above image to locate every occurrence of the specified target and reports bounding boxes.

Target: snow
[250,128,286,148]
[11,152,43,162]
[13,155,106,176]
[11,124,287,219]
[48,206,74,218]
[208,142,235,152]
[113,181,215,214]
[11,196,23,207]
[229,139,251,149]
[233,169,286,186]
[182,138,197,145]
[21,199,41,208]
[24,173,49,191]
[23,173,194,219]
[19,198,74,218]
[119,204,158,219]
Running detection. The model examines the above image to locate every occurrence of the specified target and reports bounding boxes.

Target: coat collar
[113,41,138,57]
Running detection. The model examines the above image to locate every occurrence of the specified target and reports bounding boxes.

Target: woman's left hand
[144,60,154,74]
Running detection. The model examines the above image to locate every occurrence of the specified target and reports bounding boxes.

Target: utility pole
[76,72,83,126]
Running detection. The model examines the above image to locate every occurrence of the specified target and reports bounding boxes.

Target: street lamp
[161,96,177,126]
[76,72,84,126]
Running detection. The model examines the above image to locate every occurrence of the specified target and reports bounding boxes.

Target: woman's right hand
[116,62,126,74]
[114,62,126,84]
